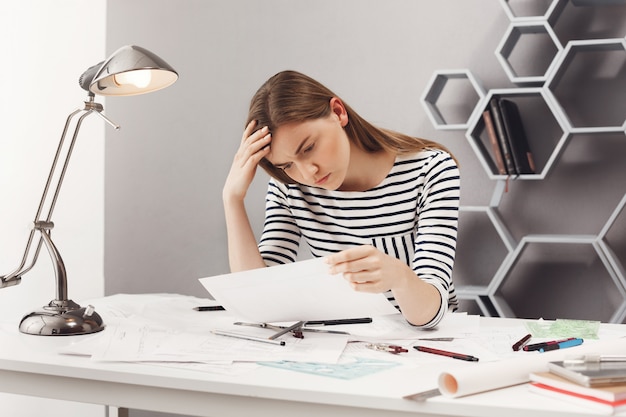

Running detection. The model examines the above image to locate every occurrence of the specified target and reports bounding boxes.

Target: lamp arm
[34,221,68,301]
[0,96,110,289]
[0,107,87,284]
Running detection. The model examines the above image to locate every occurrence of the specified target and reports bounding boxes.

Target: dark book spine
[482,109,507,175]
[489,97,516,175]
[499,99,535,175]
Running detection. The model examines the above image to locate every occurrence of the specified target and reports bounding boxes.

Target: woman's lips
[315,174,330,186]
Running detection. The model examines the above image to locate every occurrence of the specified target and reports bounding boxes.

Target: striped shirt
[258,149,460,328]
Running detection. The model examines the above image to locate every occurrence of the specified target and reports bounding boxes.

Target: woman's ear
[329,97,349,127]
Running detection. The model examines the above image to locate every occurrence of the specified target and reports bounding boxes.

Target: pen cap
[559,338,584,348]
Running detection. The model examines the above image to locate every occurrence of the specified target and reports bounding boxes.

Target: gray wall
[104,0,511,295]
[104,0,626,321]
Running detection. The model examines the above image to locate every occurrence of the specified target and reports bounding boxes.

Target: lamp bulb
[114,70,152,89]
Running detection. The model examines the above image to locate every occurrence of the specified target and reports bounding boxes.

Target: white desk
[1,294,625,417]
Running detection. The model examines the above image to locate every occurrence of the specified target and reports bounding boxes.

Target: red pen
[413,345,479,362]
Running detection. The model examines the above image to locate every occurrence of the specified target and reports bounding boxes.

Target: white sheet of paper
[199,257,399,323]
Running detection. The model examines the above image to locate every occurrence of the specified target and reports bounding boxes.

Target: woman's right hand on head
[223,120,272,203]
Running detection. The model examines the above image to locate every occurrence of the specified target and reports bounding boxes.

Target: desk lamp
[0,45,178,336]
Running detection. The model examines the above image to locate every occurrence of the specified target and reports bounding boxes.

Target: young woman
[223,70,460,328]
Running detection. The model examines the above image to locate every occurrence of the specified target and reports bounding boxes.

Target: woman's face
[266,99,350,190]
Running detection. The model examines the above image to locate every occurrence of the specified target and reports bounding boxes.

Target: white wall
[0,1,106,416]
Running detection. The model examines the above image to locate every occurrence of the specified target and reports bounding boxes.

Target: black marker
[193,305,225,311]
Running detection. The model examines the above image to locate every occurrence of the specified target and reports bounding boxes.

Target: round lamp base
[19,299,105,336]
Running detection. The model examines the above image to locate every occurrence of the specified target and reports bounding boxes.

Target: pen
[413,345,479,362]
[211,330,286,346]
[417,337,454,342]
[539,338,583,352]
[304,318,372,326]
[523,337,577,352]
[512,333,532,351]
[193,305,225,311]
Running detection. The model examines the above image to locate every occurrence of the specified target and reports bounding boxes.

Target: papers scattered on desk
[198,257,399,323]
[60,320,349,364]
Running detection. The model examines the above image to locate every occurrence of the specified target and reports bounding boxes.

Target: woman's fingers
[224,122,271,201]
[239,123,271,162]
[326,246,374,273]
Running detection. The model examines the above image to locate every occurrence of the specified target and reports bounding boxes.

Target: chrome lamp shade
[0,45,177,336]
[90,45,178,96]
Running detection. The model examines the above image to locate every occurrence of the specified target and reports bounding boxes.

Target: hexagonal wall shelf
[496,21,563,84]
[457,295,496,317]
[545,37,626,131]
[548,0,626,38]
[454,202,515,317]
[597,192,626,322]
[466,87,569,180]
[421,69,485,130]
[499,0,562,22]
[423,2,626,323]
[489,235,626,322]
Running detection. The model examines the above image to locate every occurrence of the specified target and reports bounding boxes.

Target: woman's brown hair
[247,70,455,184]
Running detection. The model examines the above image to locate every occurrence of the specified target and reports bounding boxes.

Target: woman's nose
[298,162,318,179]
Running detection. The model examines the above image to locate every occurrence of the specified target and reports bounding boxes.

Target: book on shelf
[488,97,516,175]
[482,109,507,175]
[498,98,535,175]
[529,371,626,415]
[487,96,536,176]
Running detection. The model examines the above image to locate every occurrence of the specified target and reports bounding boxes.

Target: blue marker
[540,338,583,352]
